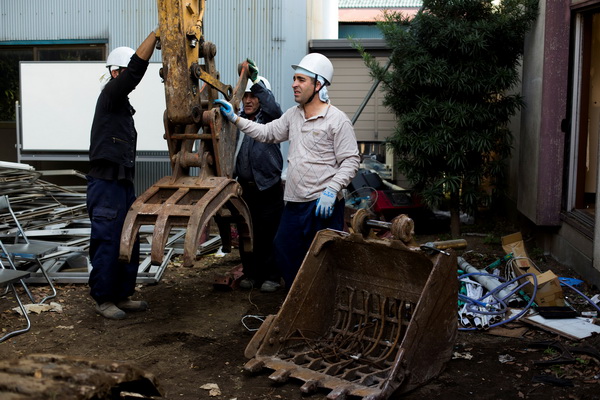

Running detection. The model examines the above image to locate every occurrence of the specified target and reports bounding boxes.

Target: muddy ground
[1,220,600,400]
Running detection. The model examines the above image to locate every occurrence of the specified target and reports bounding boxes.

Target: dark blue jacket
[89,53,149,171]
[235,81,283,190]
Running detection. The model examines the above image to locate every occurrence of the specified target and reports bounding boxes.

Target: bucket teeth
[269,367,293,383]
[300,379,320,394]
[327,386,350,399]
[243,358,264,373]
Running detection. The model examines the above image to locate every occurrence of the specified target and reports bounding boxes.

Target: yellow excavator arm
[119,0,252,267]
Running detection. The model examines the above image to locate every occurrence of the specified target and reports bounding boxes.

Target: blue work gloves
[315,187,337,218]
[247,58,259,83]
[214,99,238,124]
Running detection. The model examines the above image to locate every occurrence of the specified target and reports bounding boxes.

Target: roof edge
[309,38,391,57]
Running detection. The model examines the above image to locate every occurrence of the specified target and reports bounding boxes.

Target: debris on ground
[457,231,600,338]
[12,301,63,315]
[1,169,600,398]
[200,383,222,397]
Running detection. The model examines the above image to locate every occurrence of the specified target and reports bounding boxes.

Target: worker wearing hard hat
[87,31,158,320]
[234,59,284,293]
[215,53,360,288]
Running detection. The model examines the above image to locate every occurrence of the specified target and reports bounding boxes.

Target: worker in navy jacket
[87,31,157,320]
[235,59,284,293]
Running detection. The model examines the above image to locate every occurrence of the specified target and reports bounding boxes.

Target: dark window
[0,48,33,121]
[37,46,104,61]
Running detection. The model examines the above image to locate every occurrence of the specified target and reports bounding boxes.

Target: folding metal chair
[0,268,31,343]
[0,195,58,304]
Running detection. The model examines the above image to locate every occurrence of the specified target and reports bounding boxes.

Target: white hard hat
[245,76,271,92]
[106,46,135,71]
[292,53,334,85]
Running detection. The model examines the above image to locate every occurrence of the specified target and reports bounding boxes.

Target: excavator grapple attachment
[119,0,252,267]
[120,175,251,268]
[245,217,457,399]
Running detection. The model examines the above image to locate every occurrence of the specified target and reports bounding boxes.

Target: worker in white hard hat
[87,30,158,320]
[234,59,284,293]
[215,53,360,288]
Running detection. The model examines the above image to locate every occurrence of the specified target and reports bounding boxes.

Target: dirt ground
[1,221,600,400]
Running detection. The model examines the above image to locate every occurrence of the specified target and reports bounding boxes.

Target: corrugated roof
[339,0,422,8]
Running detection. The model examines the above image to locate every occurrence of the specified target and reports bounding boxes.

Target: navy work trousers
[86,177,140,305]
[274,197,345,288]
[239,181,284,284]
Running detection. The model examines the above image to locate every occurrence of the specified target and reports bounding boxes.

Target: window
[0,45,105,121]
[0,49,33,121]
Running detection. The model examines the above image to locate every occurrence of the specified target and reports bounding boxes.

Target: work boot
[116,299,148,312]
[239,278,257,290]
[260,280,281,293]
[95,302,126,320]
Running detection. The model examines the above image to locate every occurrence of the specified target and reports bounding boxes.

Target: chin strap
[305,75,323,105]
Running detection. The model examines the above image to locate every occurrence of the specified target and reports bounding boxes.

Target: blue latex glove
[214,99,238,123]
[315,187,337,218]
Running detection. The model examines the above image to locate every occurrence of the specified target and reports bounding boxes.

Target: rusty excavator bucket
[119,0,252,267]
[244,211,458,400]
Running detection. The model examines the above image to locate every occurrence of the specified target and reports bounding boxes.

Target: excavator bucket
[119,0,253,267]
[244,213,457,400]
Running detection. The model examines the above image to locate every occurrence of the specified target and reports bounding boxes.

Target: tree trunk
[449,191,461,238]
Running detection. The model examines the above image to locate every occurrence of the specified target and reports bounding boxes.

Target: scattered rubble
[1,161,600,398]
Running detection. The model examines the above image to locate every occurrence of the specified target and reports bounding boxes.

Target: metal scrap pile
[0,162,89,246]
[0,161,223,284]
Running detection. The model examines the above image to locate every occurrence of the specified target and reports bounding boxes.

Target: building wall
[513,0,570,226]
[513,1,569,226]
[513,0,600,287]
[0,0,310,121]
[203,0,309,113]
[327,57,394,143]
[515,0,547,224]
[0,0,314,192]
[0,0,159,61]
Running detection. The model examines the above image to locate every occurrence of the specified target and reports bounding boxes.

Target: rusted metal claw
[119,176,251,267]
[122,0,254,268]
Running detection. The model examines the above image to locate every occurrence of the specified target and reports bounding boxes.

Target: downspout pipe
[351,59,392,125]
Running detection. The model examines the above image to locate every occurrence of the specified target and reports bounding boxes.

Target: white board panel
[20,61,167,152]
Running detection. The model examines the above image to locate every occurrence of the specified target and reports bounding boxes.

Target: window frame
[0,41,106,122]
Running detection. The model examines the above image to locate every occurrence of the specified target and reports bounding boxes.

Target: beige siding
[328,56,409,186]
[328,57,395,142]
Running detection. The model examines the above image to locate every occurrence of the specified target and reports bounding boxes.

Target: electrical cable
[559,281,600,314]
[241,314,266,332]
[458,272,538,331]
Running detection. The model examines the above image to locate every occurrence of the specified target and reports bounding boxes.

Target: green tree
[0,55,20,121]
[357,0,538,237]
